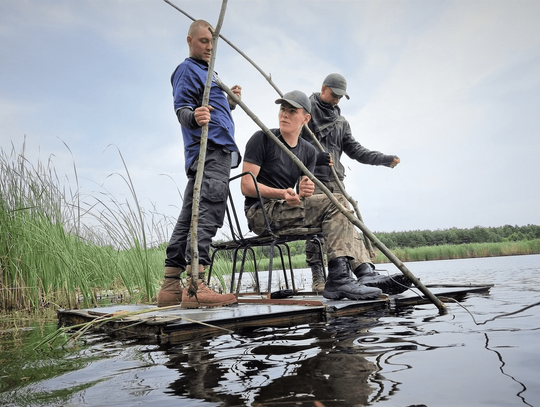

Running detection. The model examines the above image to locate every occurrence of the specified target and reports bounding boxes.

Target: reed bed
[2,142,539,312]
[373,239,540,263]
[0,142,177,311]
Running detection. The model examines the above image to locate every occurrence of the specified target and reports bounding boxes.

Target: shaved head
[188,20,212,36]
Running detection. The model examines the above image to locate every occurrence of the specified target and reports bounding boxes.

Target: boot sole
[362,275,412,295]
[157,300,182,307]
[322,289,380,301]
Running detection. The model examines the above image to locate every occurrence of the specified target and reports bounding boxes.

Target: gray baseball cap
[322,73,350,100]
[275,90,311,114]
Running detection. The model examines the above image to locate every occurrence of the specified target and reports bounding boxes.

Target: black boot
[323,257,382,300]
[310,262,326,292]
[354,263,412,295]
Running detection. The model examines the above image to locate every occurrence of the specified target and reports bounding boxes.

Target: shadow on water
[1,255,540,406]
[162,314,385,406]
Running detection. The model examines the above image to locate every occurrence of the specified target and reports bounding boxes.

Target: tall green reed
[0,141,173,310]
[372,239,540,263]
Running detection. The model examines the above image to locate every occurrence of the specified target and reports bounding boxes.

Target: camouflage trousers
[246,192,365,263]
[304,182,373,270]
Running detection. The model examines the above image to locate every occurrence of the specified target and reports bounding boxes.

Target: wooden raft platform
[57,284,492,345]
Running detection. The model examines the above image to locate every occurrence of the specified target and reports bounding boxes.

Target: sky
[1,0,539,240]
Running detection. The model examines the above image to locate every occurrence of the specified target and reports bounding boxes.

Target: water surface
[1,254,539,406]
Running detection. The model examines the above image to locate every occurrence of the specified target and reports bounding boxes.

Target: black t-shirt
[243,128,317,208]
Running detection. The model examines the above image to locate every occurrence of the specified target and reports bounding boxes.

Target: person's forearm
[176,107,199,128]
[242,181,286,200]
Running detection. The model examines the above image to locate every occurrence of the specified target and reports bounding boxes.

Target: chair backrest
[223,171,275,244]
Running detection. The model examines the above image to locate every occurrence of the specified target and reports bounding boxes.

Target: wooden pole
[301,125,376,256]
[163,0,373,254]
[164,0,446,313]
[188,0,228,297]
[217,79,447,314]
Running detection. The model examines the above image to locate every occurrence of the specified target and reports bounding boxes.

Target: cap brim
[275,98,303,109]
[330,87,350,100]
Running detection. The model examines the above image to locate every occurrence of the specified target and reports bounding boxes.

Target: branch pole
[163,0,282,96]
[164,0,445,313]
[217,79,446,314]
[188,0,228,296]
[163,0,373,254]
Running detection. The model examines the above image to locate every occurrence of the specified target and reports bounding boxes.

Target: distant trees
[213,225,540,260]
[375,224,540,250]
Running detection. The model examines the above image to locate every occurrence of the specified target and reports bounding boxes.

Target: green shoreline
[227,239,540,272]
[3,144,539,311]
[372,239,540,263]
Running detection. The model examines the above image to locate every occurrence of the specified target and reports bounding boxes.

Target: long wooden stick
[217,79,446,314]
[164,0,445,313]
[189,1,228,297]
[163,0,374,254]
[163,0,281,96]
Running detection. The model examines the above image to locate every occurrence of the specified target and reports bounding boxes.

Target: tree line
[375,224,540,250]
[217,224,540,259]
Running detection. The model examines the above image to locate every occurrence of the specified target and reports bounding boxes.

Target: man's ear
[304,113,312,125]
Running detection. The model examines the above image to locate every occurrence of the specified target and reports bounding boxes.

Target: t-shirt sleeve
[172,64,203,111]
[243,131,265,167]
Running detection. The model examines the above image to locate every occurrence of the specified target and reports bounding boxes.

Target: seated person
[240,90,382,301]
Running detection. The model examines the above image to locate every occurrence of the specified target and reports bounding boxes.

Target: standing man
[303,73,409,295]
[241,90,383,301]
[157,20,242,308]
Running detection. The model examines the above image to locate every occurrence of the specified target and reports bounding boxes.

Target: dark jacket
[303,92,397,182]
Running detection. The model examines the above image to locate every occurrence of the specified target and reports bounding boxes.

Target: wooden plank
[56,285,491,343]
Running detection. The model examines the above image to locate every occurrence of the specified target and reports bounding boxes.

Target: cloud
[1,0,539,239]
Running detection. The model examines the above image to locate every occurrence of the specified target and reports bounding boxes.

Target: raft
[57,284,492,345]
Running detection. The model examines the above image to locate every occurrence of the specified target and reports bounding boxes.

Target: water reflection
[1,255,540,406]
[164,316,387,406]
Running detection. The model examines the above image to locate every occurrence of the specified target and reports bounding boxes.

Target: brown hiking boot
[310,262,326,292]
[312,277,326,293]
[180,280,237,309]
[157,267,184,307]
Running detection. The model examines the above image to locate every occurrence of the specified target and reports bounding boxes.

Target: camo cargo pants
[246,192,365,263]
[304,182,373,270]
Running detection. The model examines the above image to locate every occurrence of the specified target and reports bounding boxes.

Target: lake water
[1,254,539,406]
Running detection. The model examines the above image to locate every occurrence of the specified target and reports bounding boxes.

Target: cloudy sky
[1,0,539,238]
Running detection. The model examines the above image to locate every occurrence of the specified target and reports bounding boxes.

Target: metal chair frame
[208,171,325,296]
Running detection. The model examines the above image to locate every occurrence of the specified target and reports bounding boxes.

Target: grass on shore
[2,142,540,312]
[225,239,540,272]
[373,239,540,263]
[0,142,173,311]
